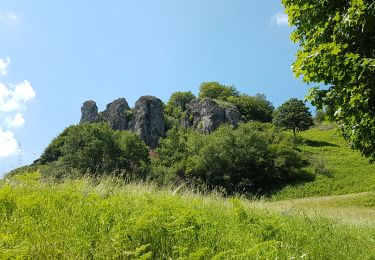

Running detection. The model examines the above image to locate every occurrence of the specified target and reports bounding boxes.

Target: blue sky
[0,1,312,175]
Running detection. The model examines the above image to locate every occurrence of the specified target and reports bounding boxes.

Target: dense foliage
[40,123,149,177]
[273,98,314,137]
[2,172,375,259]
[228,94,274,122]
[198,82,239,100]
[152,122,305,193]
[283,0,375,160]
[165,91,196,119]
[39,126,72,164]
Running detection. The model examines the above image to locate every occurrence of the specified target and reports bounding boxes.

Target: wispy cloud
[0,80,36,112]
[0,11,18,22]
[0,57,10,76]
[4,112,25,128]
[0,126,18,157]
[0,58,36,158]
[272,12,289,27]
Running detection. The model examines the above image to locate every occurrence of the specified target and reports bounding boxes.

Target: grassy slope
[1,127,375,258]
[272,127,375,200]
[1,172,375,259]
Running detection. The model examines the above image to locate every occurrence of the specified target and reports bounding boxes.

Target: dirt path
[250,192,375,226]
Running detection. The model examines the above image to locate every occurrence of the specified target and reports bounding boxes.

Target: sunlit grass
[1,172,375,259]
[272,126,375,200]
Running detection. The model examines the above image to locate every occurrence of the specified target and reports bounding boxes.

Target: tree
[165,91,196,119]
[227,94,274,122]
[199,82,239,100]
[39,125,74,164]
[282,0,375,160]
[273,98,314,138]
[40,123,150,177]
[152,122,305,193]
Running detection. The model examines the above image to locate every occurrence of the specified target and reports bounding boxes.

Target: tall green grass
[272,127,375,200]
[1,172,375,259]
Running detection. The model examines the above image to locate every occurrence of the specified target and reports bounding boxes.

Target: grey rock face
[80,100,99,123]
[101,98,130,130]
[224,105,241,126]
[183,98,240,133]
[129,96,165,148]
[79,96,238,148]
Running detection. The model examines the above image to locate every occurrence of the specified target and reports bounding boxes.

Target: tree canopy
[40,123,149,177]
[152,123,305,193]
[198,82,239,100]
[165,91,196,119]
[282,0,375,160]
[273,98,314,137]
[228,94,274,123]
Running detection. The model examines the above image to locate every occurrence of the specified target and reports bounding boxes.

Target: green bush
[39,123,150,178]
[227,94,274,122]
[39,126,74,164]
[198,82,239,100]
[165,91,196,120]
[153,122,305,193]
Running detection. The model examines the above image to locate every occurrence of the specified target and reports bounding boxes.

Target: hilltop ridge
[80,96,241,147]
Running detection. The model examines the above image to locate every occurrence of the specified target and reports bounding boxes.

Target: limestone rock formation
[80,100,99,123]
[100,98,130,130]
[79,96,238,148]
[182,98,240,133]
[129,96,166,148]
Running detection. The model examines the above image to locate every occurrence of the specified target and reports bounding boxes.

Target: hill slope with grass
[1,172,375,259]
[271,126,375,200]
[1,126,375,258]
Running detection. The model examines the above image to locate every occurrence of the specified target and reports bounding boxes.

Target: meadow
[272,127,375,200]
[1,127,375,259]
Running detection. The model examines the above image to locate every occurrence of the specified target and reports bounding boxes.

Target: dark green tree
[273,98,314,138]
[199,82,239,100]
[40,123,149,177]
[60,123,122,175]
[165,91,196,119]
[227,94,274,122]
[153,122,305,193]
[282,0,375,159]
[39,125,74,164]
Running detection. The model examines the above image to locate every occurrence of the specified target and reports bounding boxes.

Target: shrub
[198,82,239,100]
[165,91,196,119]
[114,130,150,178]
[39,123,150,178]
[153,122,305,193]
[39,126,74,164]
[227,94,274,122]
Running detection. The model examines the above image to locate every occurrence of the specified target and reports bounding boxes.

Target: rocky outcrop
[129,96,165,148]
[80,96,239,147]
[80,100,99,123]
[100,98,130,130]
[182,98,240,133]
[80,96,165,148]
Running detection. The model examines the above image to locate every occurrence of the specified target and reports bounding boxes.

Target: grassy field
[1,172,375,259]
[271,126,375,200]
[1,127,375,258]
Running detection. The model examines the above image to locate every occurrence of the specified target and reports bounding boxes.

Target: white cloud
[0,57,10,76]
[0,80,36,112]
[0,127,17,158]
[0,58,35,159]
[272,12,289,27]
[0,11,18,22]
[4,112,25,128]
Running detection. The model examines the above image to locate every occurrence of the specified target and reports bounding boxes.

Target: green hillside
[1,126,375,258]
[272,127,375,200]
[1,172,375,259]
